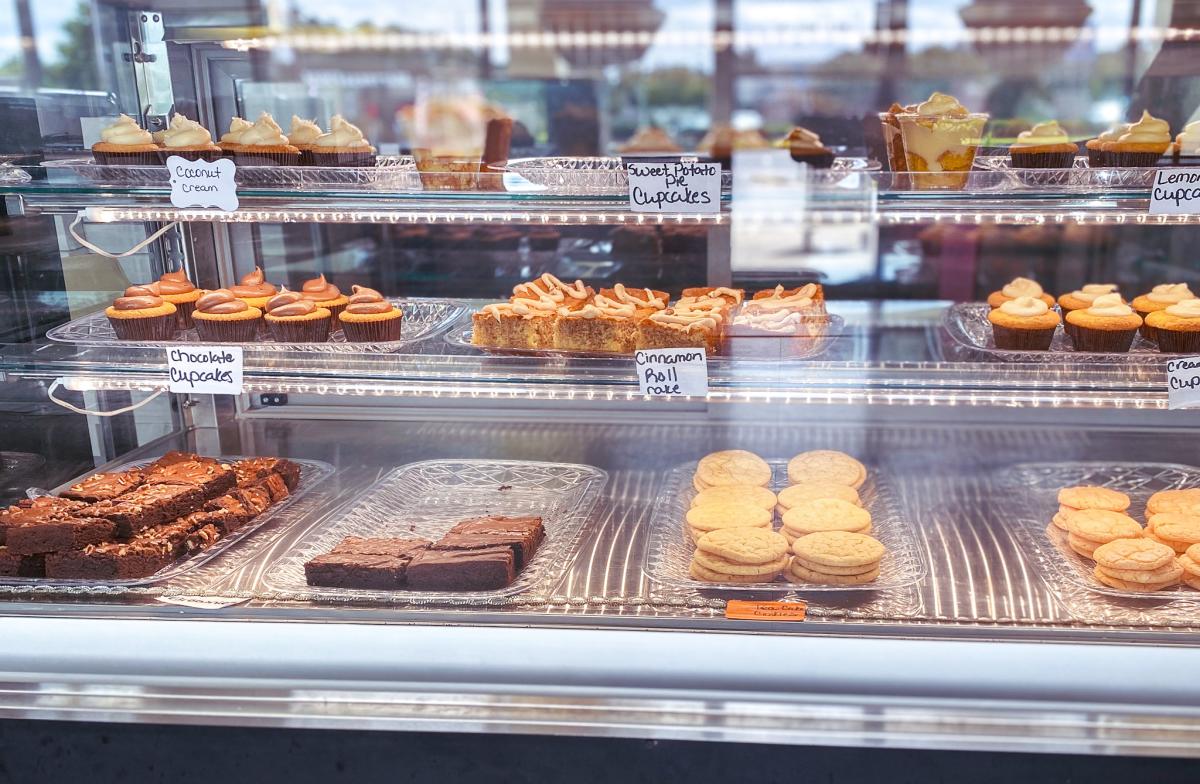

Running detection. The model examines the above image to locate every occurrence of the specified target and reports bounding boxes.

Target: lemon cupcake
[228,266,278,309]
[105,286,178,340]
[192,290,262,342]
[1057,283,1120,314]
[264,289,331,342]
[1102,110,1172,167]
[1064,293,1143,353]
[1147,299,1200,354]
[987,277,1056,309]
[1085,122,1128,167]
[92,114,158,165]
[338,285,403,342]
[299,274,349,320]
[156,267,202,328]
[987,295,1061,351]
[1131,283,1196,341]
[1009,120,1077,169]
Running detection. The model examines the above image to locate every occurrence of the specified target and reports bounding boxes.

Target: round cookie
[1092,537,1175,572]
[685,502,772,533]
[1050,512,1071,531]
[1057,485,1130,513]
[1146,488,1200,516]
[791,555,882,576]
[781,498,872,536]
[1144,530,1192,555]
[1096,559,1183,585]
[1184,572,1200,591]
[692,484,777,512]
[689,559,779,584]
[777,482,862,510]
[1093,565,1179,593]
[791,530,885,569]
[786,450,866,488]
[1067,533,1100,558]
[696,526,789,565]
[693,550,790,576]
[1185,544,1200,575]
[1148,513,1200,547]
[787,559,880,586]
[695,450,772,489]
[1063,509,1142,544]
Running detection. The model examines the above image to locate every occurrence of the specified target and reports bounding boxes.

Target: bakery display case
[2,0,1200,764]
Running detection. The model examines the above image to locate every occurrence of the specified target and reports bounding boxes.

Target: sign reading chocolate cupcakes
[1166,356,1200,409]
[167,345,244,395]
[1150,169,1200,215]
[626,161,720,214]
[167,156,238,211]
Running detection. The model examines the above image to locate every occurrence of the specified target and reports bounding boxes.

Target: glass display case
[1,0,1200,763]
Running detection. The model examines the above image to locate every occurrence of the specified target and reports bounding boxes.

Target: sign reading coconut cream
[167,155,238,211]
[1166,356,1200,409]
[627,161,720,214]
[1149,168,1200,215]
[635,347,709,397]
[167,345,244,395]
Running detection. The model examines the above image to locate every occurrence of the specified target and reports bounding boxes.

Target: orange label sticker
[725,600,807,621]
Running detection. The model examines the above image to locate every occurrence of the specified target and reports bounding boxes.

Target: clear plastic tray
[1007,462,1200,603]
[942,302,1172,362]
[643,460,926,594]
[259,459,608,605]
[973,155,1159,191]
[446,313,846,361]
[0,455,334,588]
[45,156,421,191]
[47,298,466,354]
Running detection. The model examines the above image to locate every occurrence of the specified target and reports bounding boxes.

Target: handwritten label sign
[167,155,238,211]
[627,161,720,214]
[635,347,709,397]
[1167,356,1200,409]
[1150,169,1200,215]
[725,600,808,621]
[157,595,249,610]
[167,346,244,395]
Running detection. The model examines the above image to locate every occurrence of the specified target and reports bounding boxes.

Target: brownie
[144,460,237,500]
[177,508,242,537]
[253,473,290,503]
[61,470,144,503]
[0,547,44,578]
[304,552,408,590]
[332,537,431,560]
[5,516,116,556]
[436,516,545,570]
[0,497,87,544]
[82,483,207,537]
[45,541,174,580]
[144,451,220,473]
[234,458,302,491]
[406,547,515,591]
[184,524,222,555]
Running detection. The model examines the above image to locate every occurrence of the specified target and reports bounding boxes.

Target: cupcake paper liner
[171,300,197,330]
[267,316,331,343]
[1086,146,1104,167]
[991,323,1056,351]
[1113,150,1165,168]
[340,314,403,343]
[193,316,260,343]
[1066,323,1138,353]
[306,150,378,168]
[1156,329,1200,354]
[93,150,160,166]
[108,313,177,341]
[1009,150,1075,169]
[789,150,835,169]
[234,150,302,167]
[159,148,222,163]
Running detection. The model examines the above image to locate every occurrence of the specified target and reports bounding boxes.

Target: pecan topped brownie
[61,469,144,503]
[0,497,87,544]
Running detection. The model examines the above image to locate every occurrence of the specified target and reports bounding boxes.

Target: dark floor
[0,720,1195,783]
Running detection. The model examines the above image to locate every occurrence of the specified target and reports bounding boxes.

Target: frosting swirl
[1147,283,1195,304]
[649,308,718,332]
[160,114,213,148]
[1165,299,1200,318]
[157,268,197,295]
[1117,110,1171,145]
[195,289,249,315]
[1086,293,1135,317]
[513,273,589,303]
[289,116,323,145]
[1015,120,1070,146]
[266,289,318,318]
[784,127,824,152]
[1178,121,1200,156]
[99,114,153,146]
[1098,122,1130,143]
[916,92,968,117]
[344,284,396,315]
[314,115,371,149]
[734,309,803,333]
[999,296,1050,317]
[124,283,160,297]
[300,274,341,302]
[559,295,636,320]
[113,286,165,310]
[610,284,666,309]
[239,112,288,147]
[229,267,277,298]
[220,117,252,145]
[1001,277,1044,299]
[1066,283,1117,304]
[483,298,557,320]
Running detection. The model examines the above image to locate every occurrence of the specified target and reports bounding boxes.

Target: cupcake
[157,114,221,162]
[233,112,300,166]
[289,116,324,165]
[697,125,770,168]
[1084,122,1128,167]
[91,114,158,165]
[896,92,988,189]
[1131,283,1197,341]
[263,289,331,342]
[1146,299,1200,353]
[309,115,376,167]
[1173,121,1200,166]
[156,267,202,328]
[338,285,404,342]
[1057,283,1120,314]
[217,116,252,158]
[987,295,1061,350]
[1009,121,1077,169]
[781,126,835,168]
[298,274,349,320]
[617,126,681,154]
[228,266,278,309]
[1102,110,1171,167]
[191,290,262,343]
[1064,293,1143,353]
[987,277,1056,309]
[105,286,178,340]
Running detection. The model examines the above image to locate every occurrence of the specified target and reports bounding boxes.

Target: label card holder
[167,155,239,211]
[157,595,249,610]
[627,160,721,214]
[1166,356,1200,409]
[167,345,244,395]
[1149,168,1200,215]
[635,348,709,398]
[725,600,808,621]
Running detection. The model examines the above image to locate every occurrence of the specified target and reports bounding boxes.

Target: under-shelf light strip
[221,26,1200,52]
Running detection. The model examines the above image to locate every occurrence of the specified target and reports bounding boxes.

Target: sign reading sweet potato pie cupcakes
[626,161,721,214]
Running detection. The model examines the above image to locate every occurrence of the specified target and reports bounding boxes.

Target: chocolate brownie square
[184,524,221,555]
[44,541,174,580]
[61,470,144,503]
[406,547,515,591]
[143,461,237,500]
[252,473,290,503]
[0,547,44,578]
[5,516,116,556]
[234,458,302,491]
[332,537,431,560]
[436,516,545,570]
[0,497,87,544]
[144,451,220,473]
[83,483,207,537]
[304,552,408,590]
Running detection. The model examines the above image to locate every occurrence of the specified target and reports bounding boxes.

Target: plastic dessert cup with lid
[413,149,481,190]
[897,112,988,190]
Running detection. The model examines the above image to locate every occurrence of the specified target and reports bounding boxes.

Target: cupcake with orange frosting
[1147,299,1200,354]
[105,285,177,341]
[299,274,349,320]
[191,290,262,342]
[338,285,404,342]
[156,267,202,328]
[1131,283,1196,341]
[1064,293,1143,353]
[263,288,331,343]
[986,277,1056,309]
[228,266,278,310]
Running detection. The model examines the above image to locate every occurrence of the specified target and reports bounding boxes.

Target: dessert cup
[897,112,988,190]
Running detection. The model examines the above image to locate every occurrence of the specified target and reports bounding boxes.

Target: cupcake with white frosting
[309,115,376,167]
[289,116,324,164]
[1009,121,1077,169]
[1057,283,1121,314]
[91,114,158,165]
[1064,293,1143,353]
[1131,283,1197,342]
[218,117,253,157]
[1102,110,1172,167]
[157,114,221,162]
[986,277,1056,309]
[987,295,1061,351]
[1173,121,1200,166]
[233,112,300,166]
[1146,299,1200,353]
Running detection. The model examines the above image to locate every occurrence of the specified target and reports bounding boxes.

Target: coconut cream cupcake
[987,295,1061,350]
[309,115,376,167]
[288,116,324,165]
[1147,299,1200,354]
[157,114,220,162]
[1064,293,1143,353]
[1057,283,1120,314]
[987,277,1056,309]
[92,115,158,165]
[218,116,252,157]
[233,112,300,166]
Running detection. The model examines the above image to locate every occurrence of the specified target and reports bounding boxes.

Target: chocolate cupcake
[157,114,221,162]
[1064,293,1143,352]
[987,296,1061,350]
[1057,283,1120,315]
[782,126,835,169]
[233,112,301,166]
[156,267,202,328]
[217,117,252,158]
[228,266,278,310]
[338,285,404,342]
[299,274,349,321]
[289,116,324,165]
[263,289,331,342]
[1102,110,1172,167]
[308,115,376,167]
[191,290,262,343]
[1009,120,1077,169]
[91,114,158,165]
[105,286,178,340]
[1131,283,1196,342]
[1147,299,1200,353]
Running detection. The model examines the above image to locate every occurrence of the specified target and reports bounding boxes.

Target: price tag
[167,345,244,395]
[1149,169,1200,215]
[1167,356,1200,409]
[635,347,709,397]
[157,595,249,610]
[725,600,807,621]
[627,160,720,214]
[167,155,239,211]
